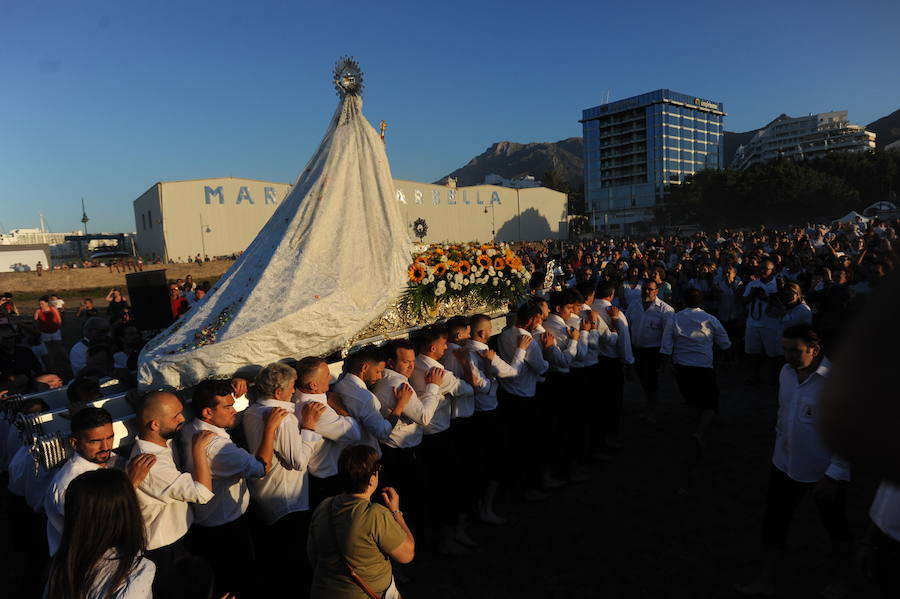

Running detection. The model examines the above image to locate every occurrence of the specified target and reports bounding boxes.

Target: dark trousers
[872,526,900,597]
[145,538,191,599]
[185,514,255,599]
[762,466,852,550]
[497,387,541,490]
[6,491,48,599]
[633,346,662,398]
[254,510,311,598]
[473,408,507,487]
[308,473,343,511]
[596,356,624,437]
[380,443,427,539]
[450,416,478,512]
[420,429,456,527]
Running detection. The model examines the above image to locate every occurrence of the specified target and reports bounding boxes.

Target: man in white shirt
[592,282,630,450]
[68,317,109,377]
[373,338,441,542]
[737,325,853,598]
[860,479,900,596]
[131,391,216,598]
[293,356,361,509]
[543,290,589,482]
[626,279,674,423]
[742,259,782,383]
[45,407,156,556]
[466,313,529,524]
[243,362,325,597]
[409,324,474,555]
[333,345,411,457]
[660,288,731,447]
[440,316,486,542]
[497,301,555,501]
[180,378,288,599]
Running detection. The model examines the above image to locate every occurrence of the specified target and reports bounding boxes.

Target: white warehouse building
[133,177,568,262]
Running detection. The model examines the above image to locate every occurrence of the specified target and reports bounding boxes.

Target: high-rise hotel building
[581,89,725,233]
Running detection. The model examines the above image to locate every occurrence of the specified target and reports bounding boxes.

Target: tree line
[658,150,900,229]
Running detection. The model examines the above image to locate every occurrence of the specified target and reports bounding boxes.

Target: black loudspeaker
[126,270,174,331]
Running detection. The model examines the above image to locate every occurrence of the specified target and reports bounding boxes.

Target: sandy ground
[0,260,233,297]
[0,355,884,597]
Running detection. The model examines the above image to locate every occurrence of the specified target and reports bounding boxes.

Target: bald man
[130,391,216,598]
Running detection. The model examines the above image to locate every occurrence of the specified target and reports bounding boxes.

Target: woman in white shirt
[44,468,155,599]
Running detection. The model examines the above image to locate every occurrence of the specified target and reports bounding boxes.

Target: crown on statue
[334,56,364,98]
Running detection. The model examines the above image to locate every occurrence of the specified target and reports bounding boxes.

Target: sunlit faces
[72,423,115,465]
[203,393,238,430]
[390,348,416,378]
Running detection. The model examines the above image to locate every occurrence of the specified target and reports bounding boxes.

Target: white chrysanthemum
[454,273,463,284]
[440,255,448,263]
[497,271,504,278]
[488,268,495,276]
[427,275,434,283]
[492,278,499,286]
[487,249,496,257]
[461,277,469,285]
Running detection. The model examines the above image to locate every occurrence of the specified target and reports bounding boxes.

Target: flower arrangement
[401,242,531,315]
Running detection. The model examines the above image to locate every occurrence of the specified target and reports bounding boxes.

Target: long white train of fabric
[138,58,414,390]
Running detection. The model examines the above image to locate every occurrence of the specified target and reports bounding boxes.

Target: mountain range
[437,109,900,188]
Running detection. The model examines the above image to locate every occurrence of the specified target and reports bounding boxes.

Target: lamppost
[199,215,211,261]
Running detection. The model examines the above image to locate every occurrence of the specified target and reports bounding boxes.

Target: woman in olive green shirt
[308,445,415,599]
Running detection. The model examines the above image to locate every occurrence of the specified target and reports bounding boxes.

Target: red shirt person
[169,284,189,319]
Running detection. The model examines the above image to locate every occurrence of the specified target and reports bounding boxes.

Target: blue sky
[2,0,898,233]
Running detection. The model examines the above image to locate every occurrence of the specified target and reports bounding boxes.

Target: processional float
[138,58,414,390]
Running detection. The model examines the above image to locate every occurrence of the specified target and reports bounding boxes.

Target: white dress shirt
[781,302,813,331]
[177,419,264,527]
[373,369,441,449]
[293,391,361,478]
[626,297,674,349]
[870,480,900,542]
[44,453,104,555]
[465,338,524,412]
[660,308,731,369]
[569,309,599,368]
[591,299,634,363]
[8,445,53,512]
[82,551,155,599]
[243,398,318,525]
[410,354,473,435]
[772,359,850,483]
[496,326,548,397]
[744,278,781,329]
[333,373,398,456]
[542,314,582,373]
[130,438,214,550]
[440,342,478,419]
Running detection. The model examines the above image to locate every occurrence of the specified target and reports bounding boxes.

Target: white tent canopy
[833,210,872,224]
[138,58,413,389]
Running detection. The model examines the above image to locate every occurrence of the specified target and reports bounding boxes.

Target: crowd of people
[1,219,899,598]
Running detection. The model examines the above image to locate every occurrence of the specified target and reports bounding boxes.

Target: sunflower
[476,254,492,268]
[458,260,472,276]
[414,255,429,266]
[448,260,460,272]
[433,262,448,277]
[408,263,427,283]
[493,257,506,270]
[507,255,522,270]
[434,247,445,256]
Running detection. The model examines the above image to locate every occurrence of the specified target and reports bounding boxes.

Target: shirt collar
[383,368,409,383]
[195,418,230,439]
[547,314,566,326]
[814,357,831,378]
[135,437,173,456]
[466,339,489,351]
[296,391,327,404]
[343,372,367,390]
[258,397,296,411]
[71,452,103,471]
[417,354,442,370]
